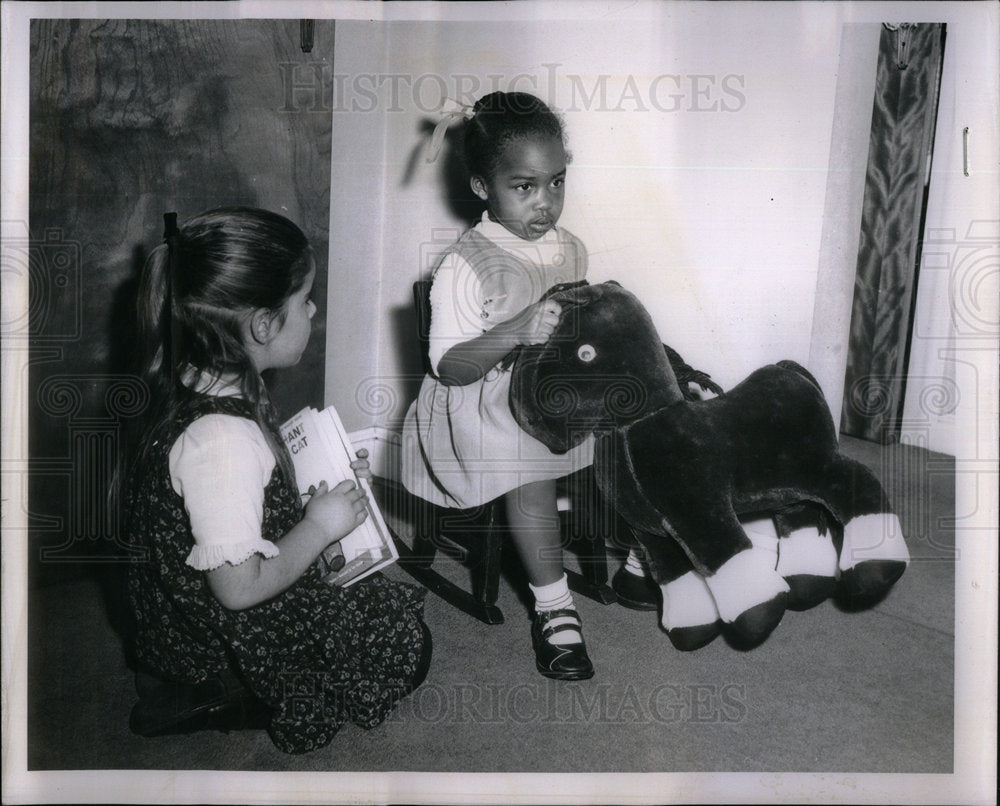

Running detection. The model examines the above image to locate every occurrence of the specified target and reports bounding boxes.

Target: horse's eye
[577,344,597,363]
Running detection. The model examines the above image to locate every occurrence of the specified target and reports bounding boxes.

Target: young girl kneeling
[124,207,430,754]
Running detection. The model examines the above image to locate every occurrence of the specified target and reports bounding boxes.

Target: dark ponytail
[136,214,182,398]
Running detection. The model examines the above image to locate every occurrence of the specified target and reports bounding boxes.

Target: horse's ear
[542,279,592,312]
[542,279,589,301]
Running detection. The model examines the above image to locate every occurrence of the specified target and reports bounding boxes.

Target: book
[280,405,398,586]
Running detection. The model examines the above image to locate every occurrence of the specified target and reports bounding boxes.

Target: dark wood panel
[841,24,945,443]
[28,18,335,575]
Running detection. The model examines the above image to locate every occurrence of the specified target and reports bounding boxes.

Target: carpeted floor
[26,436,954,773]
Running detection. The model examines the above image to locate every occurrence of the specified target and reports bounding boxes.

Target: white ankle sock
[624,547,647,577]
[530,574,581,645]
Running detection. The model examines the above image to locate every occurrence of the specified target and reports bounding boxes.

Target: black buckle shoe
[531,609,594,681]
[612,568,660,611]
[129,672,270,737]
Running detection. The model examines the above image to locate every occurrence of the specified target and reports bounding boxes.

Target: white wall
[324,23,390,429]
[902,16,1000,456]
[808,24,880,432]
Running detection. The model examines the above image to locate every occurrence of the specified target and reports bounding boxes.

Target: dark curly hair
[463,91,566,180]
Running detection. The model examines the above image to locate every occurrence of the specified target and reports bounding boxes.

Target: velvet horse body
[510,281,909,649]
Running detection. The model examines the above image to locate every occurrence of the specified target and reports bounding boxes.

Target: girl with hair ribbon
[404,92,598,680]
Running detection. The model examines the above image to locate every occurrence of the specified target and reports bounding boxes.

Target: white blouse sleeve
[427,252,486,375]
[168,414,281,571]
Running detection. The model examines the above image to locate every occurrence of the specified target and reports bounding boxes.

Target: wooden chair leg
[393,536,505,625]
[388,468,622,620]
[409,497,439,569]
[391,498,506,625]
[562,469,618,605]
[471,502,503,609]
[570,498,616,603]
[567,566,617,605]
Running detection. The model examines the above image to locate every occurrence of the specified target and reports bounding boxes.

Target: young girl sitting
[402,92,595,681]
[124,207,430,754]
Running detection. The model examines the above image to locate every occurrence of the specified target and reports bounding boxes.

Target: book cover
[280,405,398,586]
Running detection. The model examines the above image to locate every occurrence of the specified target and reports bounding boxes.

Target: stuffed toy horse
[510,281,910,650]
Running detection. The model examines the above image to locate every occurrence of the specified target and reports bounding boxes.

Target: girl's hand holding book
[303,479,370,544]
[350,449,373,481]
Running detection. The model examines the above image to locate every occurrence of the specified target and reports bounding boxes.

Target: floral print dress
[126,394,427,753]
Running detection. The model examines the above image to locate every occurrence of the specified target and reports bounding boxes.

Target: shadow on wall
[109,245,147,386]
[385,120,489,426]
[385,301,425,427]
[403,119,486,230]
[23,243,152,651]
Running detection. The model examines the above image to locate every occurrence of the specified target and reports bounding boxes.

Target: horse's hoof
[784,573,837,611]
[726,591,787,648]
[838,560,906,608]
[667,621,721,651]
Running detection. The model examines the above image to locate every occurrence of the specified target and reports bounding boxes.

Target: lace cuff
[185,538,280,571]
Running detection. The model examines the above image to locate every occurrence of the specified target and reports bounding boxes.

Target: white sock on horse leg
[704,547,790,624]
[742,516,779,563]
[839,513,910,572]
[660,571,719,631]
[777,526,838,578]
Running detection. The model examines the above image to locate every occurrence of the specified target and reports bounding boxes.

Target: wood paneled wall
[28,19,334,579]
[840,24,945,442]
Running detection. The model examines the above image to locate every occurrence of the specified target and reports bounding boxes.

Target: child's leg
[505,479,594,680]
[505,479,576,638]
[504,478,564,587]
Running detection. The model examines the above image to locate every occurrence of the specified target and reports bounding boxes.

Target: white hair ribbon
[425,98,475,163]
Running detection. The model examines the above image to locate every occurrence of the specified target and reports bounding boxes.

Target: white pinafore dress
[401,224,594,510]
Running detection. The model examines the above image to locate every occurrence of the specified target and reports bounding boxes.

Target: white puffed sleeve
[168,414,281,571]
[427,252,487,375]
